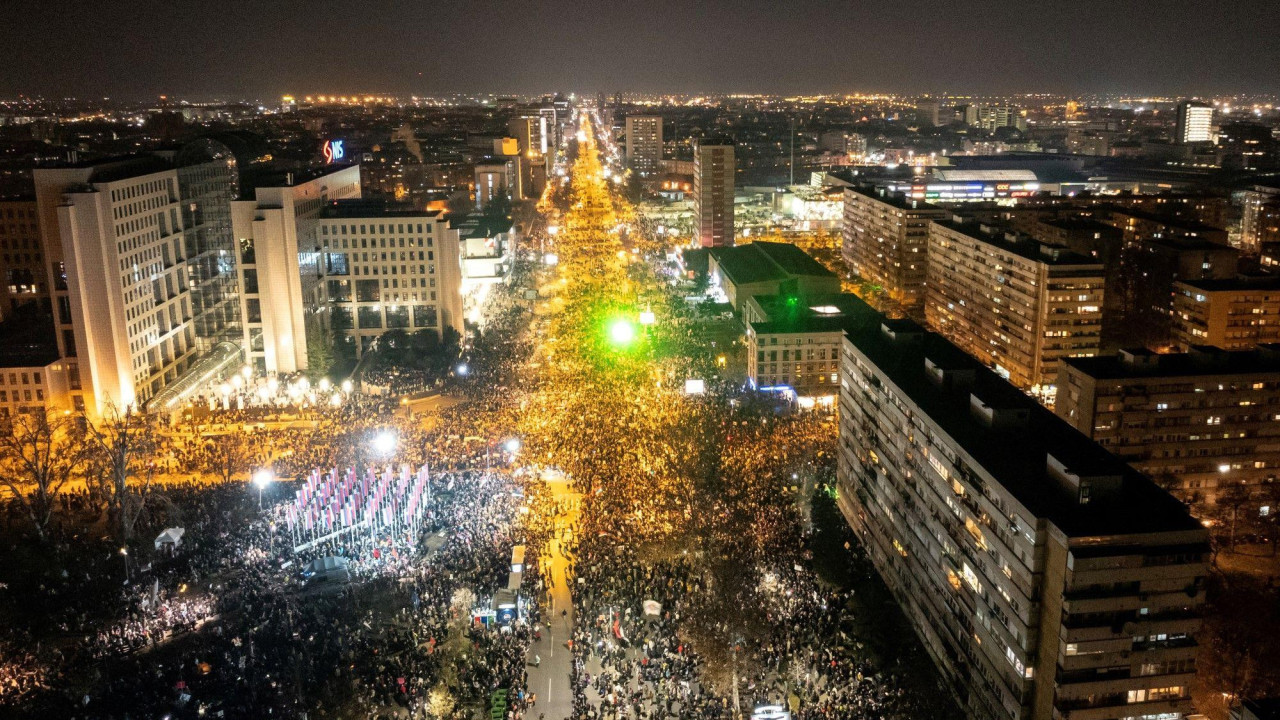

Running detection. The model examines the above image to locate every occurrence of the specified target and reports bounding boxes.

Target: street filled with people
[0,108,957,719]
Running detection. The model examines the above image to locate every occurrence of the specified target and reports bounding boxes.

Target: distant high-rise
[692,138,735,247]
[624,115,663,177]
[915,99,940,127]
[1239,185,1280,253]
[1175,101,1214,144]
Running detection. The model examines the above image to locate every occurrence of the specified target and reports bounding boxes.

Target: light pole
[253,469,274,510]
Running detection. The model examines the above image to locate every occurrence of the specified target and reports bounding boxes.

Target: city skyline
[3,0,1280,99]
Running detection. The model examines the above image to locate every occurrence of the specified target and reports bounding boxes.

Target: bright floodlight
[252,469,274,489]
[638,310,656,326]
[372,431,397,456]
[608,317,637,347]
[504,438,521,453]
[456,363,469,376]
[341,379,354,393]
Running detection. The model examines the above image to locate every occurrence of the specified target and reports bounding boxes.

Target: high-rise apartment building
[624,115,663,177]
[1175,101,1214,144]
[837,312,1208,720]
[1239,185,1280,254]
[926,218,1104,395]
[840,185,945,315]
[1171,277,1280,350]
[692,137,735,247]
[1057,345,1280,511]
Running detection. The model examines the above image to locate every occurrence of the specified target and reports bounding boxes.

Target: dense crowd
[0,113,956,720]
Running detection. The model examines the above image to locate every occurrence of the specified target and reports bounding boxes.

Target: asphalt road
[525,474,580,720]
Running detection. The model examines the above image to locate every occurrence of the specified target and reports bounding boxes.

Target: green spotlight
[607,317,637,347]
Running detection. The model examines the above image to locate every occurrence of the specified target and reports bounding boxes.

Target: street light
[253,469,274,509]
[456,363,469,377]
[372,430,397,457]
[504,438,521,454]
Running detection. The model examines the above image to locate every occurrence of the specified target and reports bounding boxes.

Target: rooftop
[450,213,513,239]
[1104,204,1226,233]
[1173,275,1280,293]
[1063,345,1280,380]
[935,219,1101,267]
[934,169,1038,182]
[710,241,836,286]
[845,315,1204,538]
[749,293,874,335]
[239,163,358,199]
[846,183,943,213]
[319,199,442,220]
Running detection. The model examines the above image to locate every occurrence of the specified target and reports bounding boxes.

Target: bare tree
[83,405,158,547]
[203,433,253,484]
[0,411,87,542]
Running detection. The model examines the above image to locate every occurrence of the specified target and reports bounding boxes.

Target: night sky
[3,0,1279,100]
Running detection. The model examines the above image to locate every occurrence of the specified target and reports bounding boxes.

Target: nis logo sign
[322,139,345,163]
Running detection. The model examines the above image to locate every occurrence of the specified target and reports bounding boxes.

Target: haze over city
[2,0,1280,98]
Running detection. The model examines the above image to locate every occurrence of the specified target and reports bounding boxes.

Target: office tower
[925,218,1104,396]
[1175,101,1214,144]
[32,142,246,415]
[624,115,663,177]
[312,200,463,357]
[1171,277,1280,350]
[840,185,945,315]
[0,199,46,321]
[1239,185,1280,254]
[837,313,1207,720]
[692,137,735,247]
[1057,345,1280,511]
[231,166,362,374]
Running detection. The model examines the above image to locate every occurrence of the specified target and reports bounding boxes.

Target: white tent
[154,527,185,552]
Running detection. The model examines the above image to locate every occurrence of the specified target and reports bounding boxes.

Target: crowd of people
[0,114,957,720]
